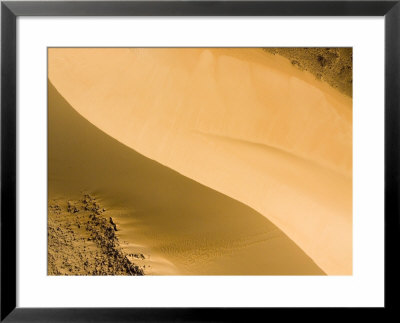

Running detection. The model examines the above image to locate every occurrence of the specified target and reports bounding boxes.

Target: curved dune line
[49,82,324,275]
[48,48,352,275]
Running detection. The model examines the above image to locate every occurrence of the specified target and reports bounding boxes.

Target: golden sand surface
[49,83,324,275]
[48,48,352,275]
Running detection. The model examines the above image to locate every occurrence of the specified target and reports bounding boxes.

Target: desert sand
[49,83,324,275]
[48,48,352,275]
[48,194,144,275]
[264,48,352,97]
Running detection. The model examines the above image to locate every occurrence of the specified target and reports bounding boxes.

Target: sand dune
[49,82,324,275]
[48,48,352,275]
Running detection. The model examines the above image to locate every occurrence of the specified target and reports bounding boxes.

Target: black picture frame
[1,1,399,321]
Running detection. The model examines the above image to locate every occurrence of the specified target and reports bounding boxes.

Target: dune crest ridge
[48,48,352,275]
[49,82,324,275]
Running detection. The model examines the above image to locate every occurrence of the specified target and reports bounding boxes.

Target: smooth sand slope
[49,48,352,275]
[49,82,324,275]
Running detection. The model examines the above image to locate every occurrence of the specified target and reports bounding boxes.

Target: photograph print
[48,48,352,276]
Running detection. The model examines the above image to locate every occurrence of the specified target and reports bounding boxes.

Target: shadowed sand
[49,82,325,275]
[48,194,145,275]
[48,48,352,275]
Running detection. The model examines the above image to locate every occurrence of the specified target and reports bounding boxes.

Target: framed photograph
[1,0,399,321]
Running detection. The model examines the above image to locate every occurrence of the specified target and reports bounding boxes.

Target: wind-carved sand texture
[48,81,324,275]
[48,48,352,275]
[48,194,145,275]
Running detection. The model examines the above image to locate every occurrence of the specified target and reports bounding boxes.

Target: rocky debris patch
[264,48,353,97]
[109,217,118,231]
[49,204,62,215]
[67,201,79,214]
[129,253,146,260]
[48,194,145,276]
